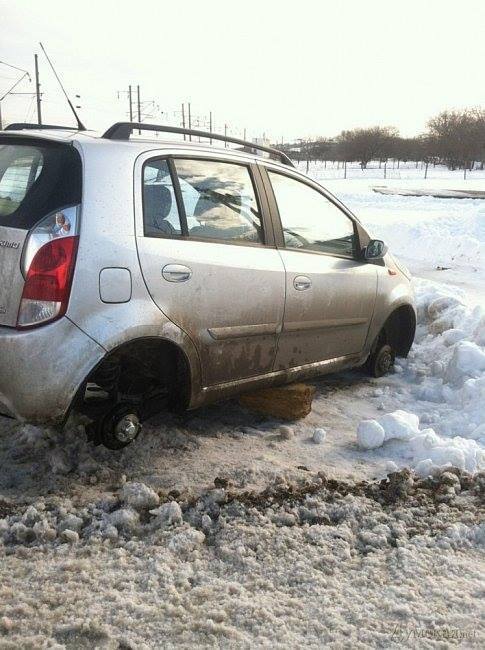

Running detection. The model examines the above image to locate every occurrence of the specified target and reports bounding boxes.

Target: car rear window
[0,138,82,229]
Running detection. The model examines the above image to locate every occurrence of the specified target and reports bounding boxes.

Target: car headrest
[144,184,172,223]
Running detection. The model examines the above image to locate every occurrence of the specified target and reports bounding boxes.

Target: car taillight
[17,235,79,328]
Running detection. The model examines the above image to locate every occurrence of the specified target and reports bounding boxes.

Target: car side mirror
[364,239,388,260]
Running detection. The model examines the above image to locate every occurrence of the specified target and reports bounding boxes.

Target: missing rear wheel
[88,403,142,450]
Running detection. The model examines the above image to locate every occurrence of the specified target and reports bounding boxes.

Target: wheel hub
[114,413,141,443]
[378,350,393,373]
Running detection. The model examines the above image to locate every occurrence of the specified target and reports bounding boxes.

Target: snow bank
[356,275,485,476]
[357,410,484,476]
[306,161,485,276]
[411,279,485,437]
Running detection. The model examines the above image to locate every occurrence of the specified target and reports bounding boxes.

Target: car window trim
[258,163,361,260]
[141,153,274,247]
[167,157,189,236]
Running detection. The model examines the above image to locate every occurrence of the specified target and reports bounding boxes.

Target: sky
[1,0,484,142]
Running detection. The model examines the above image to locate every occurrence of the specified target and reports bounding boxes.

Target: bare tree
[427,108,485,171]
[336,126,399,168]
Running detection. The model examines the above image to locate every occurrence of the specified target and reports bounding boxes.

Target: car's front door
[261,166,378,370]
[135,154,285,386]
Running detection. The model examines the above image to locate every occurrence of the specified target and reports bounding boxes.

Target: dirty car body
[0,123,415,447]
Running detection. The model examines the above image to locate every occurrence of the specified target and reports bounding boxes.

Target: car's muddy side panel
[66,142,204,403]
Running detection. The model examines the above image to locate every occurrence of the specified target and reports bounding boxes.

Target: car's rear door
[135,152,286,386]
[260,165,378,369]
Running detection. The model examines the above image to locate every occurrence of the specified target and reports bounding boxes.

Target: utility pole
[224,124,228,147]
[188,102,192,141]
[120,86,158,130]
[117,86,133,121]
[209,111,212,144]
[137,85,141,134]
[34,54,42,125]
[181,103,186,140]
[182,102,187,141]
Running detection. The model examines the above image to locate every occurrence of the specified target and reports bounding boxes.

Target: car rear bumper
[0,317,105,425]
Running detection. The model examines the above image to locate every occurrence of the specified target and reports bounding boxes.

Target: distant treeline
[280,108,485,172]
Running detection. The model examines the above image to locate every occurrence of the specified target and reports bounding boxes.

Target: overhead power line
[0,59,31,129]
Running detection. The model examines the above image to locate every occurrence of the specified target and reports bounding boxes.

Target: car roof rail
[102,122,294,167]
[4,122,81,132]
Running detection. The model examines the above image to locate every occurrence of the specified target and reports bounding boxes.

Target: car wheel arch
[379,303,416,358]
[68,336,196,423]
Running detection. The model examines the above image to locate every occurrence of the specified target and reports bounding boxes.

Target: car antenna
[39,42,86,131]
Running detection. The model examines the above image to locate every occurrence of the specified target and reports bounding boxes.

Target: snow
[0,471,483,646]
[357,409,484,476]
[109,507,140,534]
[357,419,385,449]
[121,481,160,510]
[150,500,183,527]
[168,527,205,554]
[312,427,326,444]
[352,257,485,475]
[379,410,420,441]
[0,162,484,646]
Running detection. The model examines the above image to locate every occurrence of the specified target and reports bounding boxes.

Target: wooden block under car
[239,382,316,421]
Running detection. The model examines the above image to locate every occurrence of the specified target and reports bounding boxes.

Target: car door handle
[162,264,192,282]
[293,275,312,291]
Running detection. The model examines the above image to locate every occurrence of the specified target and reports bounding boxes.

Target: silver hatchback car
[0,122,415,448]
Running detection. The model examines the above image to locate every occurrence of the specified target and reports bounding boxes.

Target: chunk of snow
[10,522,32,543]
[357,407,485,476]
[32,520,57,542]
[0,519,9,538]
[58,514,83,533]
[60,529,79,544]
[121,482,159,510]
[414,459,438,477]
[21,506,42,527]
[312,428,326,444]
[150,501,183,527]
[168,528,205,554]
[445,341,485,384]
[379,410,420,441]
[101,524,118,541]
[201,514,212,530]
[357,420,385,449]
[49,448,72,475]
[442,329,466,346]
[470,423,485,441]
[109,508,140,533]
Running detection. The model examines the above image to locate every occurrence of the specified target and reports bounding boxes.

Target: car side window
[143,159,182,237]
[173,159,264,245]
[268,171,356,257]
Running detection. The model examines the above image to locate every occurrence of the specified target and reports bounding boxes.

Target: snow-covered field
[0,163,483,648]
